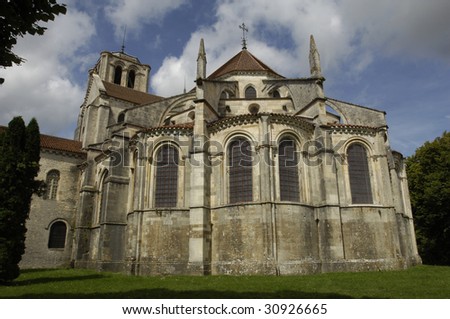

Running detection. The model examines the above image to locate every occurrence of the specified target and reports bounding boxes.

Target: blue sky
[1,0,449,156]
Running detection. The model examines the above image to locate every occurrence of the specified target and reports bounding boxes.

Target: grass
[0,265,449,298]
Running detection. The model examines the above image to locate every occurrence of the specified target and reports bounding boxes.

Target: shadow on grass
[11,289,352,299]
[11,274,106,286]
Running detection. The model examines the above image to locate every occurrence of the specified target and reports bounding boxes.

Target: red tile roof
[40,134,85,156]
[102,81,163,105]
[208,49,284,79]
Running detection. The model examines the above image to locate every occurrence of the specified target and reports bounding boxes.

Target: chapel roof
[208,49,284,80]
[102,81,163,105]
[40,134,85,156]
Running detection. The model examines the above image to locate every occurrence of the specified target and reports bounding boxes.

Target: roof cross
[121,25,127,53]
[239,23,248,50]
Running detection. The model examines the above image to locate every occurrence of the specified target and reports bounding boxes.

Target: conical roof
[208,49,284,79]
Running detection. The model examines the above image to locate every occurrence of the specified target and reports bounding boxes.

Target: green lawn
[0,265,449,298]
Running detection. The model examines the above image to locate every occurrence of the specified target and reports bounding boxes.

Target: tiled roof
[0,126,85,156]
[208,49,284,79]
[40,134,85,156]
[102,81,163,105]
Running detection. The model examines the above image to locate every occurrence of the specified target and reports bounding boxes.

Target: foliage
[0,0,67,67]
[0,117,41,283]
[406,131,450,265]
[0,266,449,298]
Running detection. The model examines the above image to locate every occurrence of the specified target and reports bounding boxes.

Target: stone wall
[21,150,83,268]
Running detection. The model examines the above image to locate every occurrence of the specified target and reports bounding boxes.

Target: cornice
[208,113,314,135]
[325,123,387,136]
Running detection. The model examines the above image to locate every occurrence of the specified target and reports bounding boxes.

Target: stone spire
[309,35,322,78]
[197,38,207,81]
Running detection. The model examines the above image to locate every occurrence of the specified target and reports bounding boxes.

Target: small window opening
[48,221,67,249]
[127,70,136,88]
[45,170,60,200]
[245,86,257,99]
[118,112,125,123]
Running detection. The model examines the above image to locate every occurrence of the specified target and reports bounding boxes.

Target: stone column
[314,127,345,270]
[187,99,212,274]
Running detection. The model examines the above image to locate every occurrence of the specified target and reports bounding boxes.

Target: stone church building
[20,36,421,275]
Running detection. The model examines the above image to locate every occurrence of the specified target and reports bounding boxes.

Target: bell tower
[93,51,151,93]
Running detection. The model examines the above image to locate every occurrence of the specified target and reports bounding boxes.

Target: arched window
[118,112,125,123]
[347,143,373,204]
[279,138,299,201]
[127,70,135,88]
[45,170,60,200]
[155,144,179,207]
[245,86,257,99]
[228,138,253,203]
[272,90,281,98]
[114,65,122,85]
[48,221,67,249]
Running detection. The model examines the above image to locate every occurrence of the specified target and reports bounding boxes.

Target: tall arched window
[155,144,179,207]
[228,138,253,203]
[48,221,67,249]
[279,138,299,202]
[114,65,122,85]
[45,170,60,200]
[127,70,136,88]
[347,143,373,204]
[245,86,257,99]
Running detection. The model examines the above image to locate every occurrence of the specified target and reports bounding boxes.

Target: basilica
[20,35,421,275]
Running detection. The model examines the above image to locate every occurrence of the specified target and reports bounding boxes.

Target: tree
[0,117,41,283]
[0,0,67,68]
[406,131,450,265]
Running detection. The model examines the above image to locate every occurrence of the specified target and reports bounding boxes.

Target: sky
[1,0,449,156]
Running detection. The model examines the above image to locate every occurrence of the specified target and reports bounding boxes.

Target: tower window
[279,138,299,202]
[48,221,67,249]
[245,86,257,99]
[347,143,373,204]
[228,138,253,203]
[45,170,60,200]
[127,70,135,88]
[155,144,179,207]
[114,65,122,85]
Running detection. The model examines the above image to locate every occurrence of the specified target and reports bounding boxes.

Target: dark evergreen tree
[0,117,40,283]
[406,131,450,265]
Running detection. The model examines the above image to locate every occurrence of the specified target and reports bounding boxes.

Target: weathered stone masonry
[21,36,421,274]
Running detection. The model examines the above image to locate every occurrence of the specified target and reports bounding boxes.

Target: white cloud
[0,6,96,138]
[151,0,450,97]
[104,0,188,38]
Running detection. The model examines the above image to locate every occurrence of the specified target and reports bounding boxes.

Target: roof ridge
[208,49,283,79]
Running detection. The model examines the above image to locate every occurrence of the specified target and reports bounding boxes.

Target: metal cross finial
[121,26,127,53]
[239,23,248,50]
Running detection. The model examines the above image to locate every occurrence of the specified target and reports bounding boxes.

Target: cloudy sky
[1,0,449,156]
